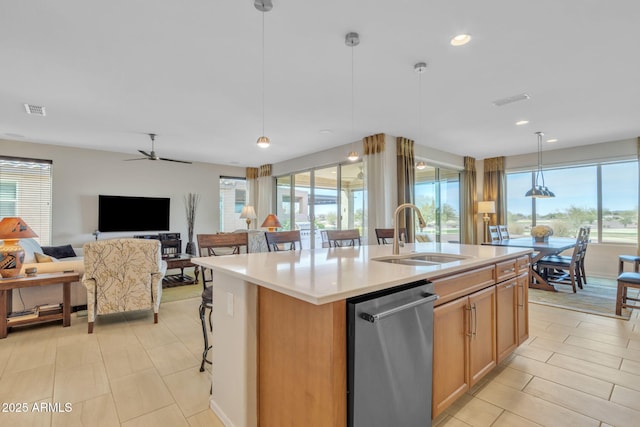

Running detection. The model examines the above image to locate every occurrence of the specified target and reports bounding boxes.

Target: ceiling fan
[125,133,192,164]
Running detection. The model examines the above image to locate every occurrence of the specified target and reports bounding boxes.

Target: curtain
[461,156,477,244]
[246,167,259,228]
[257,164,272,226]
[483,157,506,226]
[363,133,387,243]
[396,137,415,242]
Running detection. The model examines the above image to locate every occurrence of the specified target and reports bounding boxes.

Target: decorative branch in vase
[184,193,200,255]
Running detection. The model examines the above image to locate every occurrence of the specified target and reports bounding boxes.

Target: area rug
[528,276,638,320]
[161,282,202,303]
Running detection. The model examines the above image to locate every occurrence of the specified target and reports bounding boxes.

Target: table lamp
[239,205,257,229]
[261,214,282,232]
[0,217,38,278]
[477,201,496,243]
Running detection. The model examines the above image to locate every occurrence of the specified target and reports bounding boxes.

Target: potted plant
[184,193,200,255]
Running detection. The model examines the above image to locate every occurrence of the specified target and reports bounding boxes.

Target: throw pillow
[41,244,77,259]
[35,252,55,263]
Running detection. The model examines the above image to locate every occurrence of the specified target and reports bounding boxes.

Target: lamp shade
[477,201,496,214]
[239,206,257,220]
[261,214,282,231]
[240,205,257,229]
[0,217,38,278]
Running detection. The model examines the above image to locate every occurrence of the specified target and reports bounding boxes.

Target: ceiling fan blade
[138,150,152,157]
[124,157,148,161]
[160,157,192,164]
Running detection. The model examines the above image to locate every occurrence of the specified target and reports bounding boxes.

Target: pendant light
[255,0,272,148]
[414,62,427,170]
[525,131,555,198]
[346,32,360,161]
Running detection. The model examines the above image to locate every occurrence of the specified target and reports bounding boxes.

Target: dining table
[483,236,578,291]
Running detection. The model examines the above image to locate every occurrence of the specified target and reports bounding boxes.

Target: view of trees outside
[506,161,638,244]
[415,166,460,242]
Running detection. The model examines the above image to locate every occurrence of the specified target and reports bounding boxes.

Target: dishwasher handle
[360,292,438,323]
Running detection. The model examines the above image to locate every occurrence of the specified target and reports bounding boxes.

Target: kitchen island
[192,242,532,427]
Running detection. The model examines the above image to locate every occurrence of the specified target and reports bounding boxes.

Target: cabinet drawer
[515,255,530,274]
[432,265,495,306]
[496,260,517,282]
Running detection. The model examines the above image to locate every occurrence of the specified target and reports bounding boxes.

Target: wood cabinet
[432,285,496,418]
[496,272,530,363]
[433,255,529,418]
[516,271,529,344]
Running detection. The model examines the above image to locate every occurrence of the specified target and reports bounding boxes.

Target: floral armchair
[82,239,165,333]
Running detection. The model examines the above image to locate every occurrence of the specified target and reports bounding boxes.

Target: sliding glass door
[274,161,364,249]
[414,165,460,243]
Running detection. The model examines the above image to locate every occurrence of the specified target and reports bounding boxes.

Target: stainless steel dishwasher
[347,279,437,427]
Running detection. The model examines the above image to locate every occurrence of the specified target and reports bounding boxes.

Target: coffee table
[163,253,200,287]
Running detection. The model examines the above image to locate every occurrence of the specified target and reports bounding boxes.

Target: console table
[0,271,79,338]
[163,254,200,287]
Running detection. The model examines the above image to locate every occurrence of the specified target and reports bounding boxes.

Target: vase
[534,236,549,243]
[185,241,196,256]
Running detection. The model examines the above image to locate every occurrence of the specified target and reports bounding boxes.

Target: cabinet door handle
[465,305,473,337]
[472,303,477,338]
[504,282,516,289]
[518,286,524,308]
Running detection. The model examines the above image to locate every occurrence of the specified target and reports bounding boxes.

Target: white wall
[1,139,245,247]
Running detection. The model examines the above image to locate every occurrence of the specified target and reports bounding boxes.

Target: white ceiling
[1,1,639,167]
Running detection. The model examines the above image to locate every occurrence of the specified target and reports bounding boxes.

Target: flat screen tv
[98,195,170,232]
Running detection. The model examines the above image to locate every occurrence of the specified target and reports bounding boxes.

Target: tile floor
[0,297,222,427]
[1,297,640,426]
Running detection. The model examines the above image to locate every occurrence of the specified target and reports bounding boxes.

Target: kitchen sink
[372,252,472,266]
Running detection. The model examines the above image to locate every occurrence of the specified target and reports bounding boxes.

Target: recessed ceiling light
[319,129,333,135]
[515,120,529,126]
[450,34,471,46]
[546,138,558,143]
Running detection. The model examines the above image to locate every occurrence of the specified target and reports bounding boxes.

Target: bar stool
[616,272,640,315]
[618,255,640,274]
[199,286,213,372]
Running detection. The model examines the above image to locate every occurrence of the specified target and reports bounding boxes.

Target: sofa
[16,238,87,309]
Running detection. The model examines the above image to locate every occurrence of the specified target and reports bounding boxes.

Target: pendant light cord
[351,43,355,148]
[261,11,265,137]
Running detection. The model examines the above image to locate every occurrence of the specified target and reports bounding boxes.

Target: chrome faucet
[393,203,427,255]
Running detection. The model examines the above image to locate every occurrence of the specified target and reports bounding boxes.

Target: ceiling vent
[492,93,530,107]
[24,104,46,116]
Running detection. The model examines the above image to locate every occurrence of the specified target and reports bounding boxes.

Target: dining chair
[536,228,589,293]
[616,272,640,315]
[325,229,361,247]
[375,228,407,245]
[488,225,501,242]
[195,232,248,372]
[197,233,248,287]
[578,226,591,285]
[265,230,302,251]
[497,225,510,240]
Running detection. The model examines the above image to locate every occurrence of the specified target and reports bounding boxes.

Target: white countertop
[192,242,531,305]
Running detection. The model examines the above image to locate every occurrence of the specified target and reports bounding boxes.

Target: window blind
[0,156,53,245]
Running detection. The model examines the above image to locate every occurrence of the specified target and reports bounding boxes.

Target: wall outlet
[226,292,234,317]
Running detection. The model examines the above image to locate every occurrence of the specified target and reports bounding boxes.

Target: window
[414,165,461,242]
[219,177,247,232]
[0,156,52,245]
[275,161,365,248]
[506,161,638,243]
